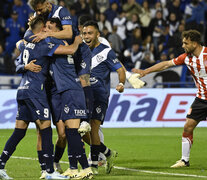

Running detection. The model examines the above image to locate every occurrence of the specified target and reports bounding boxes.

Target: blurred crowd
[0,0,207,74]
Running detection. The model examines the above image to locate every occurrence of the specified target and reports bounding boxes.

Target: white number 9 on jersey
[23,49,30,65]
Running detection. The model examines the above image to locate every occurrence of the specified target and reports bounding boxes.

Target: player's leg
[0,100,30,179]
[36,127,47,179]
[98,127,106,166]
[61,89,92,179]
[0,120,28,180]
[171,118,198,168]
[54,120,66,173]
[171,97,204,168]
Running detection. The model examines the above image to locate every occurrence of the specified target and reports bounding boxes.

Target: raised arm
[54,35,82,55]
[132,60,175,77]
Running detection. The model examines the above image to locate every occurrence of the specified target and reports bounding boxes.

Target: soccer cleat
[62,168,81,179]
[79,167,93,179]
[40,170,47,179]
[91,167,98,175]
[78,121,91,134]
[54,162,63,174]
[45,171,69,179]
[105,150,118,174]
[170,159,190,168]
[0,169,13,179]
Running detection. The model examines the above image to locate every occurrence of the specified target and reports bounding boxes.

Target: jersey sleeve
[43,38,60,57]
[105,49,122,71]
[15,54,25,74]
[172,53,187,65]
[59,7,72,26]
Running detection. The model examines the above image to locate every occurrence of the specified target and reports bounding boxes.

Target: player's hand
[132,68,146,77]
[75,35,83,45]
[30,32,48,43]
[25,60,42,72]
[28,15,35,26]
[128,73,145,88]
[116,83,124,93]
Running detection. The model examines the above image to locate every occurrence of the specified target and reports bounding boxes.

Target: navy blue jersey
[90,43,122,102]
[74,43,92,76]
[17,31,60,100]
[49,38,83,93]
[48,4,72,26]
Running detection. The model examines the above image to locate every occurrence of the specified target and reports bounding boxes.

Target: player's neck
[193,45,203,57]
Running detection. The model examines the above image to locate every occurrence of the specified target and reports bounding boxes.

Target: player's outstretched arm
[54,35,82,55]
[31,24,73,43]
[116,66,126,93]
[132,60,174,77]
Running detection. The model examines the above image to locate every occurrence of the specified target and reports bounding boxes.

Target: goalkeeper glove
[126,71,145,88]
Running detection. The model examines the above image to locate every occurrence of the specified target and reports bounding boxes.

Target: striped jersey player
[132,29,206,169]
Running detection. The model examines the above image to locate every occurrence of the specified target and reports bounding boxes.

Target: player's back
[17,36,54,100]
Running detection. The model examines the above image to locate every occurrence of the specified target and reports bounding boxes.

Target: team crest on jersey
[96,106,101,114]
[64,105,70,114]
[48,43,55,49]
[96,55,104,62]
[81,61,86,69]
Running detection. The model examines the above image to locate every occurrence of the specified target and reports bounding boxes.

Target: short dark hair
[28,0,47,10]
[83,20,99,31]
[182,30,201,44]
[30,16,45,30]
[47,18,63,30]
[78,14,93,26]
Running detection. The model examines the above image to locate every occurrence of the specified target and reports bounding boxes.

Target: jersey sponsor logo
[96,55,104,62]
[90,77,98,84]
[74,109,86,116]
[64,105,70,114]
[24,80,30,86]
[63,16,71,20]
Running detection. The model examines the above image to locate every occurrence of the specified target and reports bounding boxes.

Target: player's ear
[97,31,100,38]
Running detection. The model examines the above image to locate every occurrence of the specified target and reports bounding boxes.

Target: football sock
[91,145,100,168]
[182,132,193,162]
[99,143,111,157]
[54,145,65,163]
[0,128,26,169]
[66,128,89,169]
[40,127,54,173]
[37,150,46,171]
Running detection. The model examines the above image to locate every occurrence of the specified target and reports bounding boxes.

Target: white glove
[126,71,145,89]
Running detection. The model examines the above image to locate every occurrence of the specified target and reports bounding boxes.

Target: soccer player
[28,0,93,173]
[132,29,206,168]
[82,20,126,174]
[28,0,73,41]
[0,16,77,180]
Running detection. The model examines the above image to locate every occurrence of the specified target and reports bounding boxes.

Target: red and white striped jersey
[172,46,207,100]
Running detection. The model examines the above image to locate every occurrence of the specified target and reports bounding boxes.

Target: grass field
[0,127,207,180]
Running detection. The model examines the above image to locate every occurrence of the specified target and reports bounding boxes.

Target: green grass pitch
[0,127,207,179]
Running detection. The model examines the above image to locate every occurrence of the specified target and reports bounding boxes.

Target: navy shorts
[60,89,87,121]
[49,92,62,125]
[91,101,108,123]
[187,97,207,121]
[16,98,51,122]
